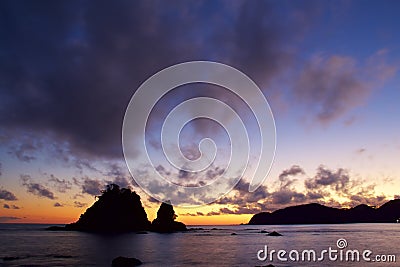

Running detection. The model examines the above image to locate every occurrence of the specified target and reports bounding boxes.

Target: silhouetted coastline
[249,199,400,225]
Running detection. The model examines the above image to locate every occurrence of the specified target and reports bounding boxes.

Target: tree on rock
[151,201,187,233]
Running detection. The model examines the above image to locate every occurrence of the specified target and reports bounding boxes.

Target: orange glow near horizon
[1,197,252,225]
[2,183,398,225]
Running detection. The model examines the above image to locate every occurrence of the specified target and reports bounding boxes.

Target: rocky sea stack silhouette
[151,201,187,233]
[66,184,151,232]
[47,184,186,233]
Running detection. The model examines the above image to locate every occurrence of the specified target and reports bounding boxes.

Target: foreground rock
[267,231,282,236]
[65,184,151,232]
[112,256,142,266]
[151,202,187,233]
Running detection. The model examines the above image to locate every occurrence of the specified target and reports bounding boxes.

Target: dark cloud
[49,175,72,193]
[180,211,205,217]
[147,196,160,204]
[306,191,325,200]
[278,165,305,189]
[0,162,2,176]
[8,141,39,162]
[74,201,87,208]
[178,169,190,179]
[305,166,350,191]
[206,211,220,216]
[216,179,269,206]
[80,177,103,196]
[219,207,235,214]
[206,167,225,180]
[270,190,306,205]
[54,202,63,207]
[235,206,262,214]
[293,53,395,123]
[111,176,131,188]
[0,189,18,201]
[153,164,226,188]
[0,216,20,222]
[279,165,305,181]
[20,175,56,199]
[0,1,320,162]
[104,162,133,188]
[213,206,262,215]
[73,193,85,199]
[155,165,171,176]
[2,203,19,209]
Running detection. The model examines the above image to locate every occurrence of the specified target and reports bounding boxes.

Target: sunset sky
[1,0,399,225]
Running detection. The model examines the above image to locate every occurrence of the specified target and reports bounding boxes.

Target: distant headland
[249,199,400,225]
[47,184,186,233]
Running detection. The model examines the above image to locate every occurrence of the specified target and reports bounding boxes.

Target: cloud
[278,165,305,189]
[206,211,221,216]
[215,179,269,206]
[0,1,319,162]
[49,175,72,193]
[74,201,87,208]
[219,207,236,214]
[73,176,119,196]
[270,190,306,205]
[305,166,350,191]
[0,162,2,176]
[80,177,103,196]
[9,141,39,162]
[306,191,325,200]
[105,163,133,188]
[0,216,21,222]
[293,53,396,124]
[2,203,19,209]
[20,175,56,199]
[279,165,305,180]
[356,148,366,154]
[211,164,383,214]
[54,202,63,207]
[181,211,205,217]
[0,189,18,201]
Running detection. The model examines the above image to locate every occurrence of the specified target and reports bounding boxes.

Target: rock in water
[267,231,282,236]
[112,256,142,266]
[151,201,187,233]
[66,184,151,232]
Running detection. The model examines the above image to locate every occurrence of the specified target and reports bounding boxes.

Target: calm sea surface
[0,223,398,266]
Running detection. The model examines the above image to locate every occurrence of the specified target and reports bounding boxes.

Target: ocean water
[0,223,398,266]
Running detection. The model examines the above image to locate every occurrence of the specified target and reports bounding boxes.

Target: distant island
[48,184,186,233]
[249,199,400,225]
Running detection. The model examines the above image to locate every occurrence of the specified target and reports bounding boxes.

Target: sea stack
[66,184,151,232]
[151,201,187,233]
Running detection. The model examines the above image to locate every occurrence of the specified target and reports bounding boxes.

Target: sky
[0,0,399,225]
